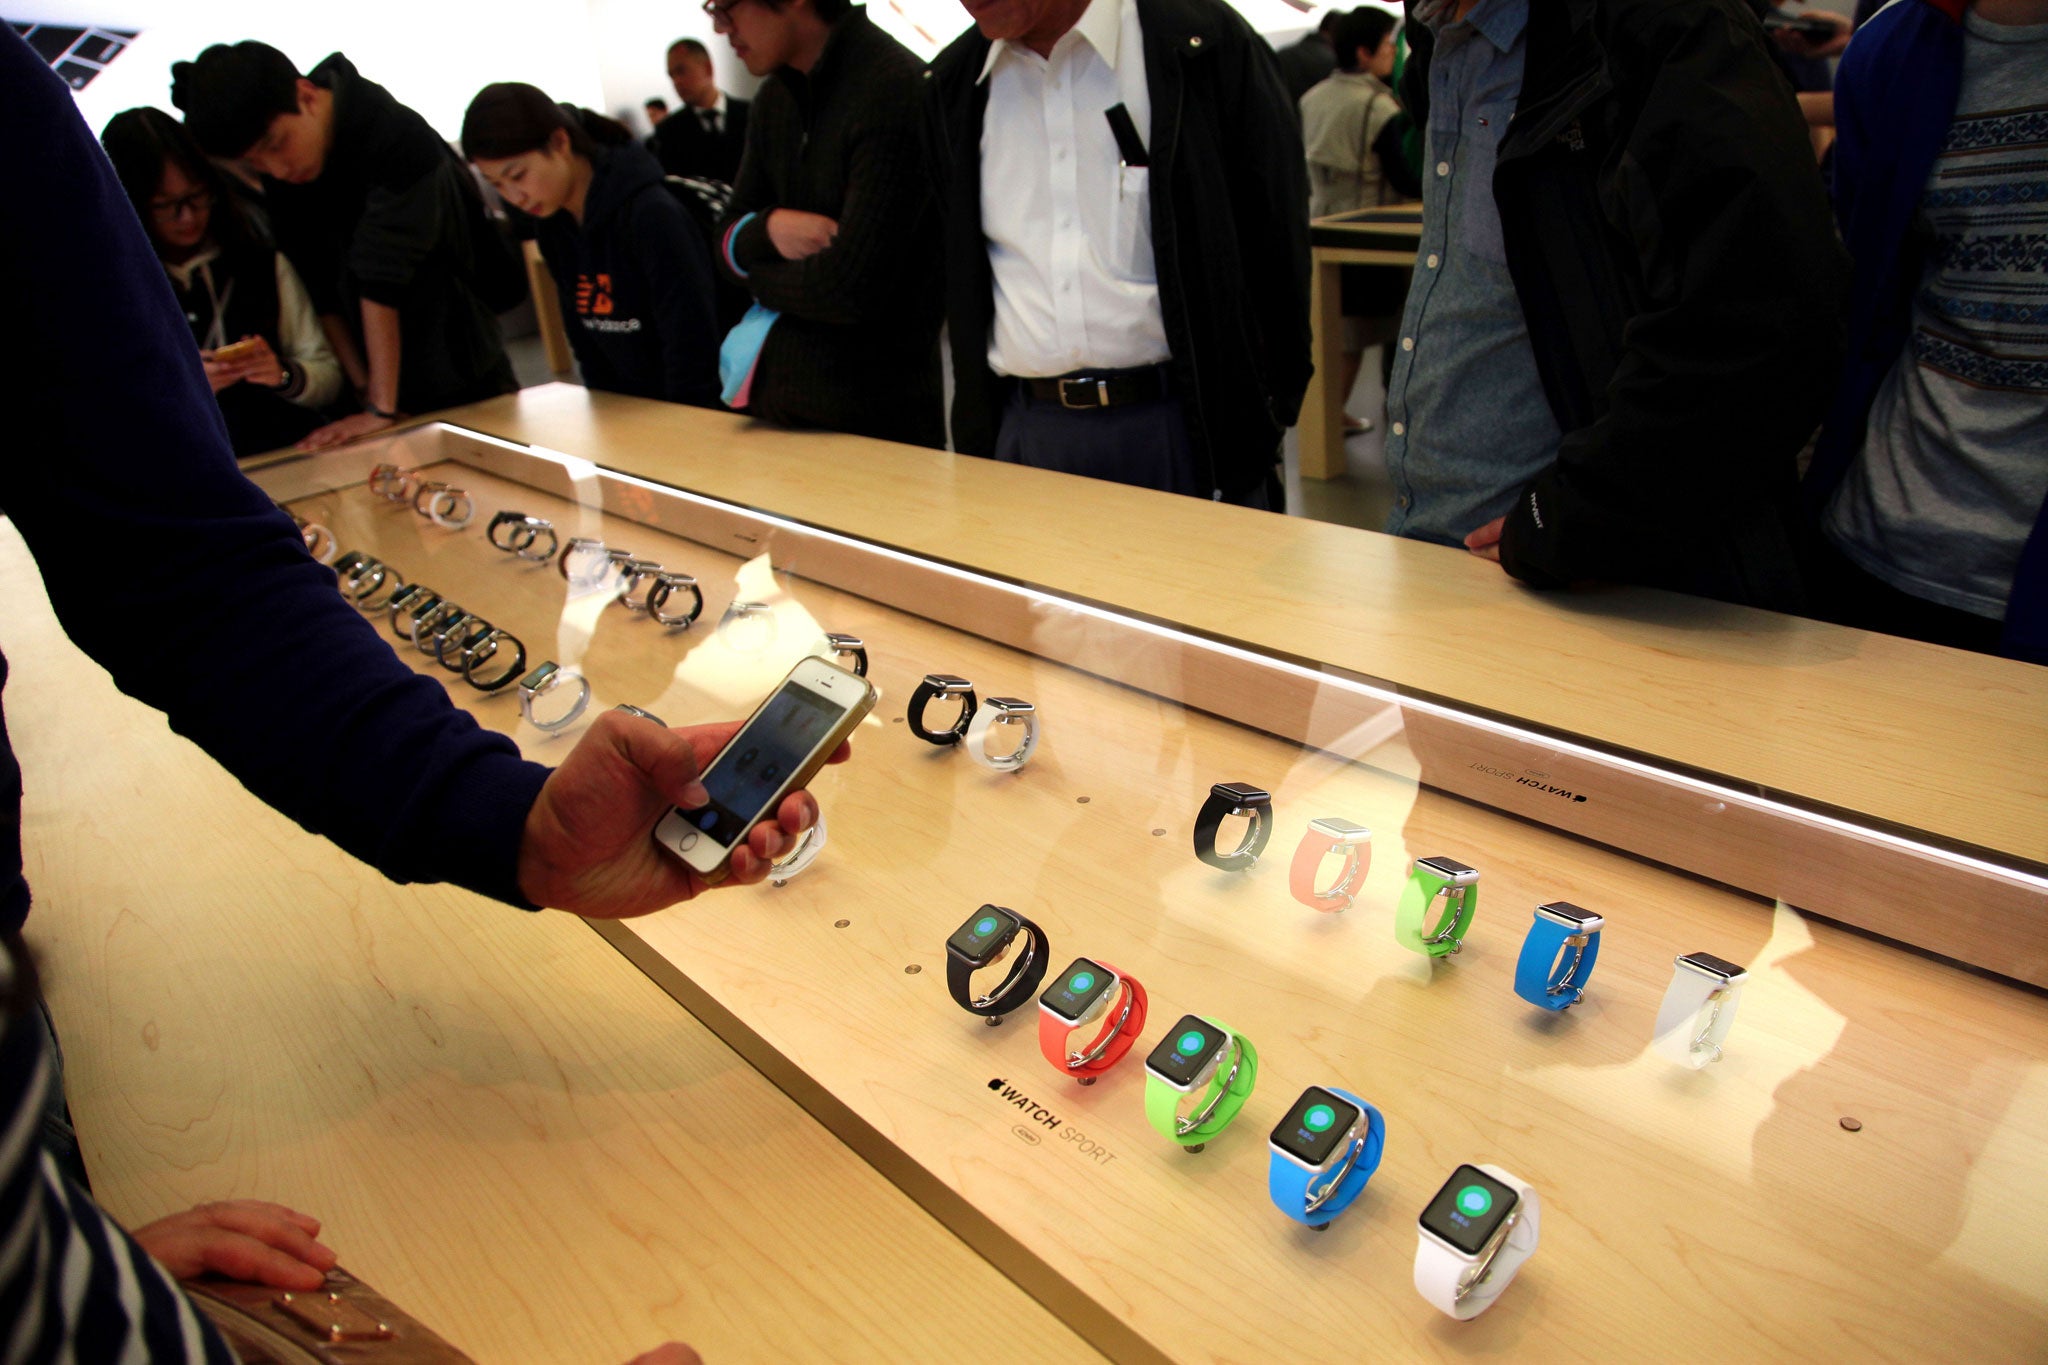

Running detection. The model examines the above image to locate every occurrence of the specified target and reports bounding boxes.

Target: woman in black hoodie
[463,85,720,408]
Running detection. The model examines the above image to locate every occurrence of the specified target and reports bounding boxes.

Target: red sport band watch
[1038,957,1148,1083]
[1289,818,1373,912]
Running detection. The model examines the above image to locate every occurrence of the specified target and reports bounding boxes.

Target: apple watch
[1415,1163,1540,1320]
[558,537,609,584]
[647,572,704,628]
[293,516,337,564]
[332,550,370,583]
[367,463,412,500]
[1037,957,1147,1083]
[1514,902,1604,1010]
[718,600,777,652]
[1395,856,1479,957]
[432,615,493,671]
[426,486,474,529]
[354,563,405,612]
[518,661,591,731]
[410,600,465,653]
[410,480,449,516]
[909,675,977,746]
[616,559,664,612]
[1143,1014,1258,1151]
[1289,818,1373,911]
[1653,951,1749,1069]
[1193,782,1272,871]
[825,632,868,677]
[461,630,527,693]
[613,703,667,726]
[963,698,1038,772]
[945,904,1050,1022]
[769,809,826,886]
[1268,1086,1385,1227]
[386,585,435,638]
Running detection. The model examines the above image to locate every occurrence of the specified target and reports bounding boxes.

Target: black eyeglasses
[148,188,214,222]
[702,0,748,27]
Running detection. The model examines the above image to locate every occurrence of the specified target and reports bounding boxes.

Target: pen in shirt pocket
[1105,102,1149,168]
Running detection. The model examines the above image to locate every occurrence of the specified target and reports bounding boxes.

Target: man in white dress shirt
[927,0,1311,506]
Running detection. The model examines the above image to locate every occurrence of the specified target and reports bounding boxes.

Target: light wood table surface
[411,384,2048,869]
[6,518,1104,1365]
[232,447,2048,1362]
[1300,207,1422,480]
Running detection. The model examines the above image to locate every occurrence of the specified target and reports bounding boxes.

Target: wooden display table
[6,520,1102,1365]
[205,404,2048,1362]
[1300,206,1423,480]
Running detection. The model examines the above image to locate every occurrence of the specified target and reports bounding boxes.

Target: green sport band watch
[1395,856,1479,958]
[1142,1014,1258,1152]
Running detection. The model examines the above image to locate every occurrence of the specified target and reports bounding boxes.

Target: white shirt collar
[703,90,729,118]
[978,0,1122,83]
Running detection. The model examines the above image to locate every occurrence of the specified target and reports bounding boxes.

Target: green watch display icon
[1176,1030,1206,1055]
[974,916,999,937]
[1456,1185,1493,1218]
[1304,1104,1336,1132]
[1069,971,1095,993]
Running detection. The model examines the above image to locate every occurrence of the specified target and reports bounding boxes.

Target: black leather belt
[1023,366,1168,411]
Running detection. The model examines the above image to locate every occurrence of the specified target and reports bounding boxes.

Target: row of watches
[331,551,528,692]
[1195,782,1751,1068]
[907,673,1038,772]
[945,905,1537,1319]
[370,462,475,528]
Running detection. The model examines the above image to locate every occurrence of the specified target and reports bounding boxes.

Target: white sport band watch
[1413,1163,1540,1321]
[962,697,1038,772]
[1653,951,1749,1069]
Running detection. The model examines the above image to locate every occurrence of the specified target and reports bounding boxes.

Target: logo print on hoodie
[574,273,615,316]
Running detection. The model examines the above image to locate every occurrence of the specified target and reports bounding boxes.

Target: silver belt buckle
[1058,376,1109,410]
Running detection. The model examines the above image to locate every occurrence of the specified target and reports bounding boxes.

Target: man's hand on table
[297,410,397,451]
[131,1200,338,1291]
[518,709,850,918]
[1464,516,1507,565]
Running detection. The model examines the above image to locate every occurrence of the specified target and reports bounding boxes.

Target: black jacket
[653,96,751,185]
[533,144,720,407]
[265,54,516,415]
[927,0,1312,501]
[1405,0,1847,608]
[718,11,944,448]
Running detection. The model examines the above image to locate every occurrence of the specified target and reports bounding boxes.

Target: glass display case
[249,404,2048,1361]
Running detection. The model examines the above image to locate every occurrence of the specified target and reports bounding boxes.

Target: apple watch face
[1270,1086,1363,1168]
[518,662,559,693]
[946,905,1021,968]
[1417,856,1476,880]
[1536,901,1601,930]
[1040,959,1116,1024]
[1419,1165,1520,1257]
[1309,817,1372,842]
[1144,1015,1228,1089]
[1680,951,1747,982]
[1211,781,1270,808]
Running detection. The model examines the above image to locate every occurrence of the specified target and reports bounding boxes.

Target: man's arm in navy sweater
[0,34,839,920]
[0,35,548,908]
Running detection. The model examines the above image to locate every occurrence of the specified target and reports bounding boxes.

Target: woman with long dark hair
[100,107,343,457]
[462,85,720,408]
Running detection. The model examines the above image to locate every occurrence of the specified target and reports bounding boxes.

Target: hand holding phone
[654,657,877,879]
[516,703,856,919]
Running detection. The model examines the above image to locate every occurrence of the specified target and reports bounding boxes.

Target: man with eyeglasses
[654,36,750,184]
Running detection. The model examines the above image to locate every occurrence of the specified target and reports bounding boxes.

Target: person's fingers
[604,714,728,808]
[823,738,852,767]
[194,1201,338,1271]
[211,1199,322,1239]
[196,1230,331,1291]
[774,789,820,837]
[625,1343,702,1365]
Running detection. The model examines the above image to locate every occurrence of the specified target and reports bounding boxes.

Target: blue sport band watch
[1513,902,1605,1011]
[1267,1086,1385,1228]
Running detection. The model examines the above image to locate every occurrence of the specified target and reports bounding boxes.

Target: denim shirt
[1382,0,1561,545]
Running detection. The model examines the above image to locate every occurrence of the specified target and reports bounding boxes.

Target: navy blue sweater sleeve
[0,31,551,920]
